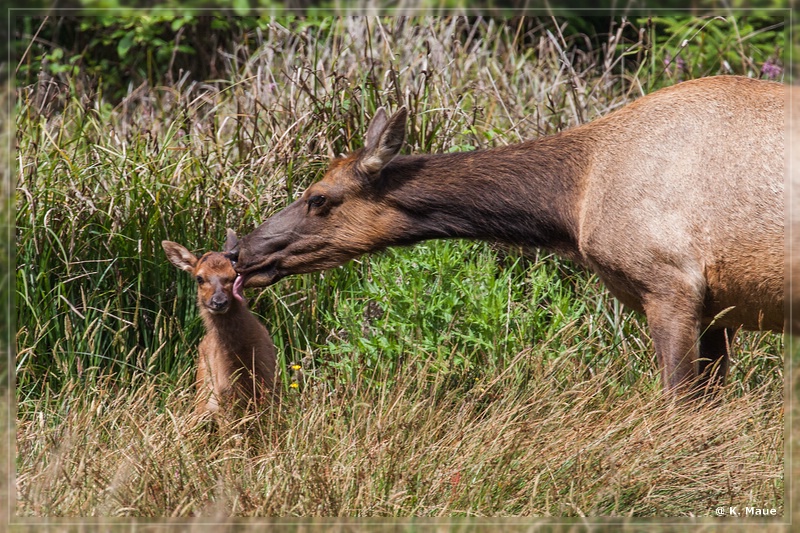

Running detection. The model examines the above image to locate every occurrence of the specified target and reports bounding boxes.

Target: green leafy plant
[638,15,786,88]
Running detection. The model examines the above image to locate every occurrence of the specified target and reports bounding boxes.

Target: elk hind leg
[697,327,731,395]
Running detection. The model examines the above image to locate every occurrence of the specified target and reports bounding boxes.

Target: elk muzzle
[230,201,307,287]
[204,288,231,314]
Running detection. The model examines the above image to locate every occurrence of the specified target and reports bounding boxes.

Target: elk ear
[162,241,198,272]
[359,106,407,176]
[364,107,388,149]
[224,228,238,253]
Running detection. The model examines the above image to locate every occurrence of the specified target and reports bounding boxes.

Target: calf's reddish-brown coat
[231,76,791,397]
[163,230,277,415]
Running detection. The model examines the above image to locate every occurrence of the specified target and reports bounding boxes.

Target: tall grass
[14,15,787,518]
[15,352,784,518]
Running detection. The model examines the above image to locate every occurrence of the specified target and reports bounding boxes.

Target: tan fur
[575,77,790,392]
[234,76,792,398]
[162,230,277,416]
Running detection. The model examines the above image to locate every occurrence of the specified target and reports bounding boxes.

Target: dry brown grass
[15,345,783,519]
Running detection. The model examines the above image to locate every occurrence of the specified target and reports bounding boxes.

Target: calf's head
[163,229,244,314]
[230,107,408,287]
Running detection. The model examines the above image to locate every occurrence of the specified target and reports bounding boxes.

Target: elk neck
[374,128,593,259]
[199,300,263,345]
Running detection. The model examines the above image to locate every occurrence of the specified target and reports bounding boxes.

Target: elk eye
[196,276,204,285]
[307,194,327,209]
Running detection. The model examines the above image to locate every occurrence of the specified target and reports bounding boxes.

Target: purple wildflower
[761,59,782,80]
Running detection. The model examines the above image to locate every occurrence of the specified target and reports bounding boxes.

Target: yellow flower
[291,364,302,371]
[290,382,300,389]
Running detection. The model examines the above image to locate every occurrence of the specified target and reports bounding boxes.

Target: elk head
[163,229,244,313]
[230,107,409,288]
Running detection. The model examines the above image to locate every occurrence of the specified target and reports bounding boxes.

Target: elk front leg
[643,292,703,397]
[194,344,218,415]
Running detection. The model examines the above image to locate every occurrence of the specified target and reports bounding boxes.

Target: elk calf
[163,229,277,416]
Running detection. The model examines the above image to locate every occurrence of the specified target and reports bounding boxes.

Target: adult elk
[231,76,791,397]
[163,230,277,416]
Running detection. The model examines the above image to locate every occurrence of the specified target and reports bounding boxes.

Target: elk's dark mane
[375,132,592,257]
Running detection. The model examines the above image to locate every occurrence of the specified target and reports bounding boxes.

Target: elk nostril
[210,295,229,309]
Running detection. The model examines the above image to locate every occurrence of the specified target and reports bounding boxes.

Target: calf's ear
[224,228,238,254]
[162,241,198,272]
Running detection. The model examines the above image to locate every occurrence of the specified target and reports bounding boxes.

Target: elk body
[163,230,277,415]
[231,76,790,397]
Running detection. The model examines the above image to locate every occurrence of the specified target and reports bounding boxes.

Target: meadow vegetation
[13,15,788,520]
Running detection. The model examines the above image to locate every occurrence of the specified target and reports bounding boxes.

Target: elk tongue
[233,275,245,303]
